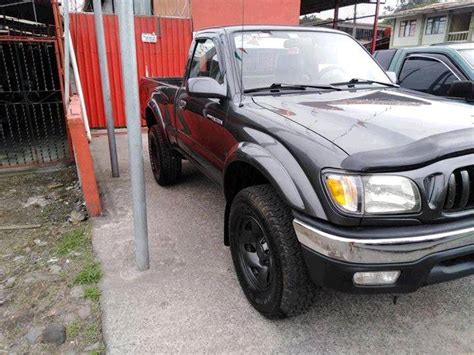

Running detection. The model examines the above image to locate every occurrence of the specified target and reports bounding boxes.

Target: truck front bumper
[293,218,474,293]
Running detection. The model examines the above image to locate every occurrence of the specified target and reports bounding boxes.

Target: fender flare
[223,142,327,245]
[145,98,171,145]
[225,142,305,211]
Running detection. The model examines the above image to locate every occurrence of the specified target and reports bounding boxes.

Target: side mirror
[386,71,397,83]
[187,77,227,99]
[447,81,474,101]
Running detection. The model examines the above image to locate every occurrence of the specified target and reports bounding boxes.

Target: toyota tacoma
[139,26,474,318]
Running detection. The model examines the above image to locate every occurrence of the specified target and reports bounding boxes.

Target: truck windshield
[457,48,474,68]
[233,30,391,92]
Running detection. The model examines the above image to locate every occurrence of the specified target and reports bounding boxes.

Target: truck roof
[388,43,474,52]
[196,25,345,36]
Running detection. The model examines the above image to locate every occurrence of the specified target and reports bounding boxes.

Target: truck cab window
[189,39,225,84]
[398,56,457,96]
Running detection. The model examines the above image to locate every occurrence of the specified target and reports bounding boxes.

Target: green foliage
[84,323,100,344]
[84,287,101,301]
[67,320,81,338]
[393,0,441,13]
[300,14,328,25]
[74,262,101,285]
[56,228,87,256]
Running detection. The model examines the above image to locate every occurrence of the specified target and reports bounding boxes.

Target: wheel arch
[145,100,171,146]
[223,143,309,246]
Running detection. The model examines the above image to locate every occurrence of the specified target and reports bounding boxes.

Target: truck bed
[141,76,183,87]
[139,76,183,120]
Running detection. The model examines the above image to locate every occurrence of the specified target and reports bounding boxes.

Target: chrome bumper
[293,219,474,264]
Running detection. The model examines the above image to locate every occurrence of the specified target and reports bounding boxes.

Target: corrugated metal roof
[300,0,373,15]
[384,0,474,19]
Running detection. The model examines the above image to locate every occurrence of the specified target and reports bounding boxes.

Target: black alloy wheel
[237,215,274,292]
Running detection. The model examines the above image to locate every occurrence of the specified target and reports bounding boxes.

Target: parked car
[374,43,474,103]
[140,26,474,318]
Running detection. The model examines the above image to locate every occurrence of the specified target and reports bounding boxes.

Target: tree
[392,0,441,13]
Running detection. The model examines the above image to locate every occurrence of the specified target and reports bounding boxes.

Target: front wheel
[229,184,316,318]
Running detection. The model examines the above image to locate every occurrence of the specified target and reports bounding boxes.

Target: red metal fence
[70,14,192,128]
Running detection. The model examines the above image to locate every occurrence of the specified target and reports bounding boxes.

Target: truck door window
[398,56,458,96]
[189,39,225,85]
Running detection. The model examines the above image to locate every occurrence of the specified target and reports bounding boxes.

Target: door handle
[178,99,187,110]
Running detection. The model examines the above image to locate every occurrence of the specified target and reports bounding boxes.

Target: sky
[311,0,400,23]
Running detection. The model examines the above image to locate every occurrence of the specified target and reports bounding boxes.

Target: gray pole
[117,0,150,271]
[93,0,120,178]
[32,0,38,23]
[352,3,357,38]
[63,0,70,106]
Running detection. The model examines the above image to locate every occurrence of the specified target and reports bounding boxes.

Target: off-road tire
[229,184,316,318]
[148,125,181,186]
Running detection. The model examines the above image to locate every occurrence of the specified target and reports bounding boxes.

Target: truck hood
[252,88,474,170]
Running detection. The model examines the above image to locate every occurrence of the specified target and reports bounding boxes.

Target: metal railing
[0,40,69,168]
[447,31,469,42]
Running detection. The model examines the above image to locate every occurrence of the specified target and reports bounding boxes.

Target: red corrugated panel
[70,14,192,128]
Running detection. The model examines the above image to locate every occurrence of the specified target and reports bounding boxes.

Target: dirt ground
[0,165,104,353]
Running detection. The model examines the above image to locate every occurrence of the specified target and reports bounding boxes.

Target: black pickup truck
[140,25,474,318]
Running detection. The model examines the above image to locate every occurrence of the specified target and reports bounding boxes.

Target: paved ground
[91,131,474,354]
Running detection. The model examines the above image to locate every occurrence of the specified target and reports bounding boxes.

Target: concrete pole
[370,0,381,54]
[117,0,150,271]
[93,0,120,178]
[63,0,70,106]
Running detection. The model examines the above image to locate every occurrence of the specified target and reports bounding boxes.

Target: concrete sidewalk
[90,132,474,354]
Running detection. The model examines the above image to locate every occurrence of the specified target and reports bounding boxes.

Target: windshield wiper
[331,78,399,88]
[244,83,341,94]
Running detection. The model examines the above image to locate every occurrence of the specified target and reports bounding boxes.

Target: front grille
[444,166,474,212]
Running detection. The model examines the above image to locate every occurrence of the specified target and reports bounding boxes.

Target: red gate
[70,14,192,128]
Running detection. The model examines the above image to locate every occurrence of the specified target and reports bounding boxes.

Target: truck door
[175,38,231,182]
[397,54,465,97]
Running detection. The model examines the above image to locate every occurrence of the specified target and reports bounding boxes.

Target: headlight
[363,175,421,214]
[324,173,421,215]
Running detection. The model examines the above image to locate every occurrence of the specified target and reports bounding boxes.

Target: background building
[385,0,474,48]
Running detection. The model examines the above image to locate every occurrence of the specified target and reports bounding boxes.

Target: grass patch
[74,262,101,285]
[84,287,101,301]
[84,323,100,344]
[67,320,81,338]
[56,228,87,256]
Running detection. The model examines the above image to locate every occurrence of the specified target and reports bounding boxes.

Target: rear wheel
[229,184,316,318]
[148,125,181,186]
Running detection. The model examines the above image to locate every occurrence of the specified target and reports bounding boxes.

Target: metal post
[63,0,70,106]
[352,3,357,38]
[117,0,150,271]
[69,32,91,142]
[370,0,381,54]
[32,0,38,23]
[333,0,339,29]
[93,0,120,178]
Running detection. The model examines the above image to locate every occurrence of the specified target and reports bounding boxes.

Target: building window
[399,20,417,37]
[425,16,447,35]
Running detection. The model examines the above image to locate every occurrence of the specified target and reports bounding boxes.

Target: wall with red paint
[70,14,192,128]
[191,0,301,31]
[67,95,102,217]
